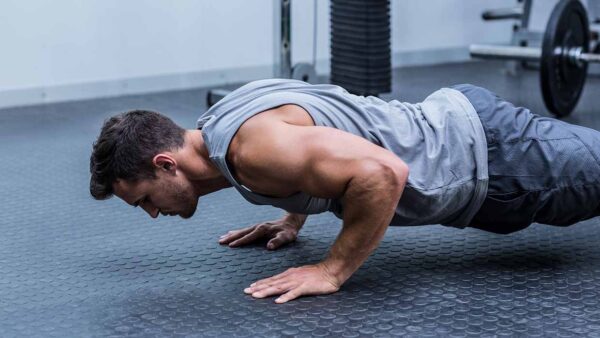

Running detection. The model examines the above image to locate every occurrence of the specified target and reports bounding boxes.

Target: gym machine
[206,0,317,107]
[471,0,600,117]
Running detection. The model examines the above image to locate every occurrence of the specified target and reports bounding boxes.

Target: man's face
[113,172,199,219]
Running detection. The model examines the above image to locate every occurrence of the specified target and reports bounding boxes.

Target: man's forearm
[320,166,407,286]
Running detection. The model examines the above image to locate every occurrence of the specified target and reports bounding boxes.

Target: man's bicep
[247,123,408,199]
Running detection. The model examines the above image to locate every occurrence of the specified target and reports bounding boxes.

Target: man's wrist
[318,257,354,287]
[282,213,307,230]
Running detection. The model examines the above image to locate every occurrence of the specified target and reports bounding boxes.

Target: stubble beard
[172,181,198,219]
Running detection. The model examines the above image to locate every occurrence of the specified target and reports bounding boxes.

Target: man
[90,79,600,304]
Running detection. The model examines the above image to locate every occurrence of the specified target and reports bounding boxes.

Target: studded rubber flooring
[2,61,600,337]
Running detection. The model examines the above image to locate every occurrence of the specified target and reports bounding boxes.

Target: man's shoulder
[227,106,310,197]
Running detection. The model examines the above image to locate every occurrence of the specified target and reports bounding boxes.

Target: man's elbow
[386,161,409,193]
[366,159,409,193]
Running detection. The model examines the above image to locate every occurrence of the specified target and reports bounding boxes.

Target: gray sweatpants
[454,84,600,234]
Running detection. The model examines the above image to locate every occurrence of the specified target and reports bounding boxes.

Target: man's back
[197,79,488,228]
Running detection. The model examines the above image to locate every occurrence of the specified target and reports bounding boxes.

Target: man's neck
[183,130,233,195]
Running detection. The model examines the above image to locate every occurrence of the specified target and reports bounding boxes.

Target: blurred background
[0,0,567,109]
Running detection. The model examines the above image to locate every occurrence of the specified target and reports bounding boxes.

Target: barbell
[470,0,599,117]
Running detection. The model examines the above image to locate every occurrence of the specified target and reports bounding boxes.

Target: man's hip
[453,84,600,234]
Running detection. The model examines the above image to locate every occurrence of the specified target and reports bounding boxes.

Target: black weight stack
[330,0,391,97]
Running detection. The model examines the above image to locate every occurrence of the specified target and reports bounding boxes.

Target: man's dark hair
[89,110,186,200]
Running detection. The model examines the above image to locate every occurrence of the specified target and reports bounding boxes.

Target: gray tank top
[197,79,488,228]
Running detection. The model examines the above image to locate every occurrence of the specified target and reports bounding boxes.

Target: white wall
[0,0,552,108]
[0,0,279,90]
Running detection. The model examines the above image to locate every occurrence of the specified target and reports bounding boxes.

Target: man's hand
[244,263,340,303]
[218,214,306,250]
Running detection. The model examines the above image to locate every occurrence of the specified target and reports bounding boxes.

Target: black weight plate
[331,64,390,75]
[331,23,390,33]
[331,53,391,61]
[331,4,389,13]
[331,43,390,52]
[331,65,390,77]
[330,8,390,21]
[331,0,389,6]
[330,18,389,26]
[540,0,589,117]
[331,56,390,68]
[331,30,390,40]
[331,21,390,31]
[331,33,391,46]
[331,43,390,51]
[331,48,391,57]
[331,55,390,65]
[331,60,390,69]
[330,8,389,18]
[331,52,390,64]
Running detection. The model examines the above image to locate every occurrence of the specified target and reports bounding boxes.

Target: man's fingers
[246,275,293,293]
[266,232,296,250]
[245,282,295,298]
[275,286,303,303]
[218,226,255,244]
[228,226,268,247]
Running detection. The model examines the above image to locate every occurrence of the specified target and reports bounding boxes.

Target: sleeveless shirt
[197,79,488,228]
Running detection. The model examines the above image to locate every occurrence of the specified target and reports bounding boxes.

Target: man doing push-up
[89,79,600,303]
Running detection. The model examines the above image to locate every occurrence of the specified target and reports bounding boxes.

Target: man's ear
[152,154,177,173]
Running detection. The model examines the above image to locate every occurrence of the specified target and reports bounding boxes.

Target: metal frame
[507,0,538,74]
[274,0,292,78]
[207,0,294,107]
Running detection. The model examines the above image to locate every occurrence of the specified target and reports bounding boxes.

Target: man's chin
[179,210,195,219]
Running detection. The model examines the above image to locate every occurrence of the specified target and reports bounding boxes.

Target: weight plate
[331,41,391,52]
[331,54,390,66]
[540,0,589,117]
[331,45,390,54]
[331,49,391,58]
[332,57,390,68]
[331,23,390,33]
[330,21,390,28]
[331,24,391,35]
[331,0,388,6]
[331,34,391,47]
[330,8,389,18]
[331,11,390,22]
[331,65,390,74]
[331,4,389,12]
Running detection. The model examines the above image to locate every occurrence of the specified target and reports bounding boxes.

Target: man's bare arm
[237,111,408,302]
[319,162,405,287]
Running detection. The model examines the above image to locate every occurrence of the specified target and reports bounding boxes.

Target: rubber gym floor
[2,61,600,337]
